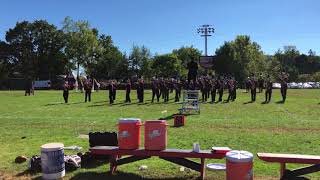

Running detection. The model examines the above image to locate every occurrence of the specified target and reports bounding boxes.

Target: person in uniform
[84,76,93,102]
[280,72,289,103]
[264,75,273,103]
[63,81,69,103]
[250,76,257,102]
[258,74,264,93]
[108,80,115,104]
[151,78,160,103]
[227,77,236,102]
[125,79,131,103]
[25,78,32,96]
[163,79,170,102]
[187,60,198,83]
[218,77,224,102]
[210,78,217,103]
[137,78,145,103]
[173,79,181,102]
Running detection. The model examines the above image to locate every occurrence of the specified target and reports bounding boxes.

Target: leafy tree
[128,45,152,79]
[88,35,128,79]
[62,17,99,78]
[215,35,266,83]
[151,53,183,78]
[4,20,68,80]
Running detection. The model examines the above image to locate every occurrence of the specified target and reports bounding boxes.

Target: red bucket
[226,150,253,180]
[144,120,168,150]
[118,118,141,149]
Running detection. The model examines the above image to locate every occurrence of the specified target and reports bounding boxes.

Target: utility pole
[197,25,214,56]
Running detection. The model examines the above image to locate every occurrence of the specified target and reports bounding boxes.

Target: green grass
[0,89,319,179]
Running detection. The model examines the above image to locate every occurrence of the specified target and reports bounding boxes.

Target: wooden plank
[257,153,320,164]
[90,146,225,159]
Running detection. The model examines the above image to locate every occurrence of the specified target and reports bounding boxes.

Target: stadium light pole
[197,25,214,56]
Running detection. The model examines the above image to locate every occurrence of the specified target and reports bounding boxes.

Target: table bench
[257,153,320,179]
[90,146,226,180]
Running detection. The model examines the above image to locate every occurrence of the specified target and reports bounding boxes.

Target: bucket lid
[226,150,253,163]
[118,118,141,123]
[206,163,226,171]
[41,143,64,151]
[145,120,166,123]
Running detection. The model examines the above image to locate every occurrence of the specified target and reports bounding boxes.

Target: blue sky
[1,0,319,55]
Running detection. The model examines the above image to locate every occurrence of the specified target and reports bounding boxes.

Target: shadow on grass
[243,101,254,104]
[44,102,64,106]
[275,100,285,104]
[69,171,191,180]
[16,169,42,180]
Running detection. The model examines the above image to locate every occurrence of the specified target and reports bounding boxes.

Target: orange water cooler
[118,118,141,149]
[226,150,253,180]
[144,120,168,150]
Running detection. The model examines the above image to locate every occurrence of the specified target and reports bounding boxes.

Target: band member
[137,78,144,103]
[151,78,160,103]
[173,79,181,102]
[218,77,224,102]
[264,75,273,103]
[280,72,289,103]
[227,77,236,102]
[63,81,69,103]
[211,78,217,103]
[125,79,131,103]
[84,77,93,102]
[163,79,170,102]
[25,78,32,96]
[258,74,264,93]
[108,80,115,104]
[250,77,257,102]
[187,60,198,83]
[112,80,117,101]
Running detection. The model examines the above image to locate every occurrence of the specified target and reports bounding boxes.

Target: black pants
[63,92,69,103]
[109,91,114,104]
[202,90,208,102]
[265,89,272,102]
[227,89,233,102]
[175,90,179,102]
[126,91,131,102]
[164,90,169,102]
[251,88,256,102]
[218,89,223,102]
[233,89,237,100]
[152,89,159,102]
[281,88,287,102]
[85,91,91,102]
[113,90,116,100]
[211,89,216,102]
[138,90,144,102]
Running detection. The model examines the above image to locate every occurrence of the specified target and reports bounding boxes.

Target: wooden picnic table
[257,153,320,180]
[90,146,226,180]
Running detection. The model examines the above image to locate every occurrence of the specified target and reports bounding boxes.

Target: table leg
[110,155,118,175]
[200,158,205,180]
[280,163,286,178]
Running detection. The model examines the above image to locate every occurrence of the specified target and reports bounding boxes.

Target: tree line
[0,17,319,86]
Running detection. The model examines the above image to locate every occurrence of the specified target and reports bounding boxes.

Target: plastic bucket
[226,150,253,180]
[118,118,141,149]
[173,114,185,127]
[41,143,65,180]
[144,120,168,150]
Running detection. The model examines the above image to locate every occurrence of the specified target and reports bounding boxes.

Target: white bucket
[41,143,65,180]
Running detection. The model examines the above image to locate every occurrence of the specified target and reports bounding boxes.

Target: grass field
[0,89,319,180]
